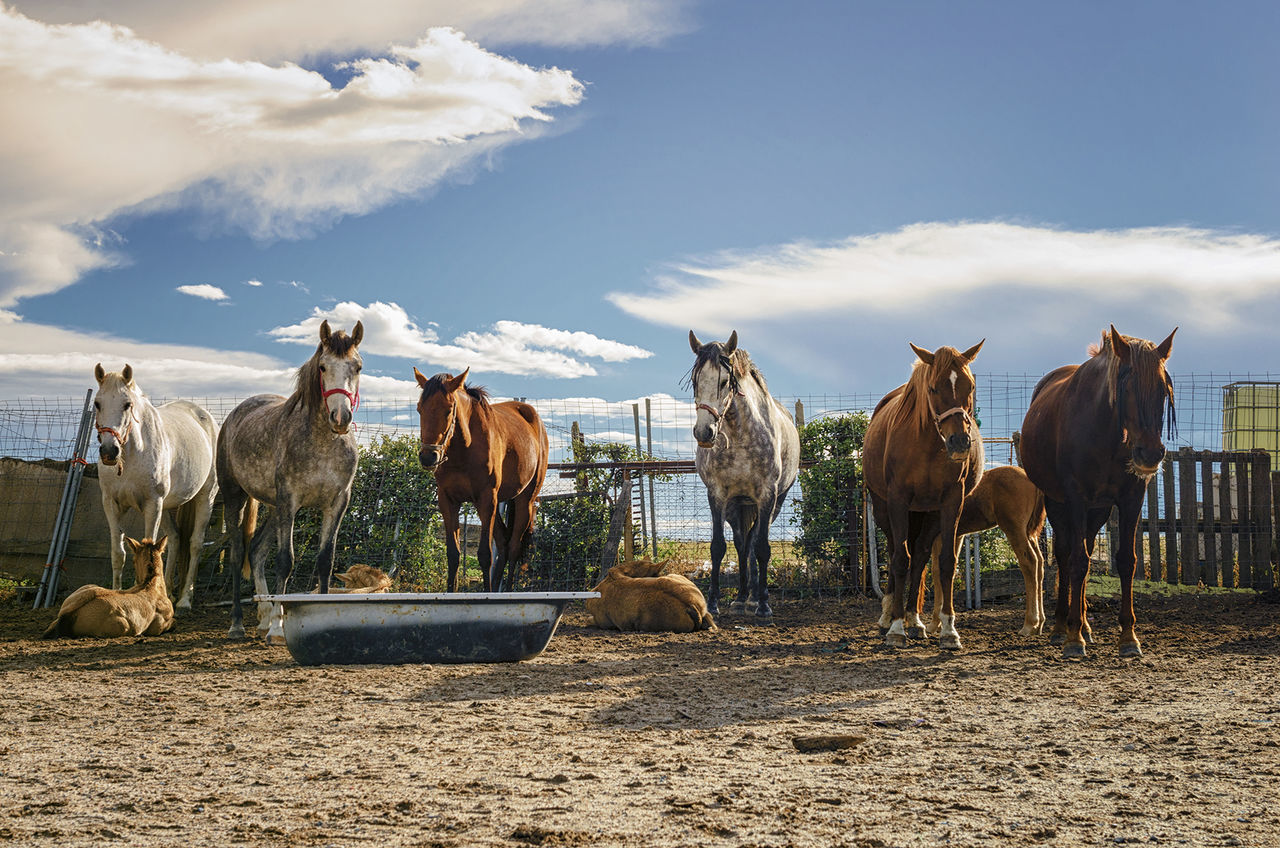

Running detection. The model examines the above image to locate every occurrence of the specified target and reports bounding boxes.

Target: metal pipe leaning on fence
[34,390,95,608]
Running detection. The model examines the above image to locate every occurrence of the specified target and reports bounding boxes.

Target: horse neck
[451,392,485,452]
[123,397,165,463]
[723,378,771,432]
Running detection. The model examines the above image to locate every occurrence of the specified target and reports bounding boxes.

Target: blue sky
[2,1,1278,405]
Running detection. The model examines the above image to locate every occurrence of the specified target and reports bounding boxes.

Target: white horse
[93,364,218,611]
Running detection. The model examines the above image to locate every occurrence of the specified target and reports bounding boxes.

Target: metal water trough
[257,592,598,666]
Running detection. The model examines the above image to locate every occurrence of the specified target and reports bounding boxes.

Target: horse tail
[172,501,198,586]
[1027,488,1046,541]
[241,498,258,581]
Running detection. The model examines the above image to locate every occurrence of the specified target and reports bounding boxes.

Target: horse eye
[319,364,326,372]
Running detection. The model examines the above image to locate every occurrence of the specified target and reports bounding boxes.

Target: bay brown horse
[1020,325,1175,658]
[879,465,1047,638]
[864,340,984,650]
[414,367,549,592]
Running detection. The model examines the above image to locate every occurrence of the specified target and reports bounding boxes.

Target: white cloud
[244,279,263,287]
[176,283,228,301]
[0,7,585,307]
[14,1,695,60]
[269,301,653,378]
[609,222,1280,335]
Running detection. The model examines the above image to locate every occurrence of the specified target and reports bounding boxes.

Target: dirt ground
[1,590,1277,848]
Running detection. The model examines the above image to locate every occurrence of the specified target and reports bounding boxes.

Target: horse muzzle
[418,446,444,469]
[1129,444,1166,477]
[944,433,971,461]
[98,446,119,465]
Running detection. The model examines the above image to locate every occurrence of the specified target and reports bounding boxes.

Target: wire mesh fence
[3,370,1278,606]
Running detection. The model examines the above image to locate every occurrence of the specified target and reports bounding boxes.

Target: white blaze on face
[950,369,959,393]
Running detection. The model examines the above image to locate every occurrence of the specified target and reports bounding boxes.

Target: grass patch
[1086,573,1256,599]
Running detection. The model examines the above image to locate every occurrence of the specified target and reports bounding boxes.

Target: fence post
[1178,447,1197,585]
[645,399,658,560]
[794,399,805,428]
[1219,459,1236,588]
[1236,457,1253,587]
[1162,459,1178,583]
[1199,452,1217,586]
[1145,476,1160,581]
[1250,450,1274,590]
[631,404,648,554]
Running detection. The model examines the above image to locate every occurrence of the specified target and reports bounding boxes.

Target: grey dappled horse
[688,330,800,624]
[220,320,363,642]
[92,364,218,612]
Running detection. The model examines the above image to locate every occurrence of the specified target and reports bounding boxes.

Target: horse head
[124,535,168,585]
[909,339,984,461]
[1108,324,1176,478]
[414,366,471,469]
[92,362,142,468]
[315,319,364,434]
[689,329,741,448]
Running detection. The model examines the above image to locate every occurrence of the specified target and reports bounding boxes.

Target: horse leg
[504,490,538,591]
[159,508,180,598]
[178,485,216,613]
[933,495,964,651]
[439,493,463,592]
[102,498,128,591]
[1049,500,1093,658]
[225,488,250,639]
[870,494,895,632]
[706,494,726,616]
[906,512,937,642]
[751,498,777,625]
[263,496,299,645]
[313,488,351,596]
[476,495,500,592]
[1003,517,1044,637]
[882,501,911,647]
[925,535,946,638]
[1115,490,1145,657]
[1082,506,1114,645]
[491,508,512,591]
[727,502,753,614]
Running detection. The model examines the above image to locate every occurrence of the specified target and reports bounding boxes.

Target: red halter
[322,386,360,411]
[96,419,133,476]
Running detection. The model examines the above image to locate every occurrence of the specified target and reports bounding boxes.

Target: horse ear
[1155,327,1176,361]
[961,339,985,364]
[154,535,168,554]
[1109,324,1131,363]
[94,363,106,384]
[351,321,364,347]
[909,343,935,365]
[445,367,470,393]
[413,367,429,388]
[319,320,332,344]
[689,330,702,354]
[723,331,738,356]
[123,536,140,554]
[122,364,134,385]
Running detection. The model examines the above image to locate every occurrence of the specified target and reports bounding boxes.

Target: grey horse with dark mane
[220,320,364,642]
[688,330,800,624]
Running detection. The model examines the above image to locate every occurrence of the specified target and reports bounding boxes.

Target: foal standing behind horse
[92,364,217,611]
[220,320,363,641]
[688,331,800,624]
[1020,325,1176,658]
[864,340,984,650]
[414,367,549,591]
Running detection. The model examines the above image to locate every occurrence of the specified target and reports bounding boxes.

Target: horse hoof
[885,632,906,648]
[264,633,287,647]
[939,634,962,651]
[1062,642,1088,659]
[1048,632,1066,646]
[227,625,246,640]
[745,600,759,612]
[925,625,941,638]
[1119,641,1143,658]
[1083,630,1095,645]
[905,626,925,640]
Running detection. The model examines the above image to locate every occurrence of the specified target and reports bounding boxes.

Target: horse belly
[159,410,216,505]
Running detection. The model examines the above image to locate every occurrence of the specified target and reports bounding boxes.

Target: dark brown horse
[414,367,549,592]
[864,340,985,649]
[1020,325,1175,658]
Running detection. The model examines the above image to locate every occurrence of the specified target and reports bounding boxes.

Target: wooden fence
[1129,447,1276,590]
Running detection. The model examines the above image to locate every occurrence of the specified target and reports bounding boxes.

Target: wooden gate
[1136,447,1276,590]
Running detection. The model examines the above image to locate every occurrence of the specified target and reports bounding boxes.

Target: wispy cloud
[176,283,229,301]
[0,7,585,307]
[269,301,653,378]
[7,1,696,61]
[244,279,263,287]
[609,222,1280,335]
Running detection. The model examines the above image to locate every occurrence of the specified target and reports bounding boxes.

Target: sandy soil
[1,591,1277,848]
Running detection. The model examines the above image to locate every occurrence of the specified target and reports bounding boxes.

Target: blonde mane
[889,347,971,433]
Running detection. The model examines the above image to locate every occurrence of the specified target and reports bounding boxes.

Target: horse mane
[890,347,970,433]
[1087,329,1177,438]
[420,373,491,409]
[285,327,362,417]
[691,344,768,396]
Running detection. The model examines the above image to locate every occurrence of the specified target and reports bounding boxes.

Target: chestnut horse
[1021,325,1176,658]
[878,465,1047,638]
[864,340,984,650]
[414,367,549,592]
